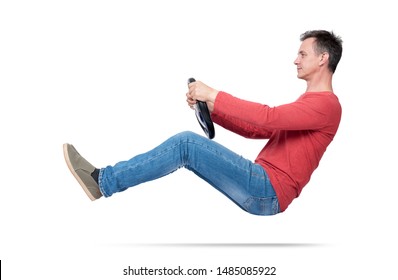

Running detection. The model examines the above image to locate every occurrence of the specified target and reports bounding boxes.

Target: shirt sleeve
[211,91,339,139]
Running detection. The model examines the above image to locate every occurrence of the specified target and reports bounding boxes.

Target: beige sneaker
[63,143,102,200]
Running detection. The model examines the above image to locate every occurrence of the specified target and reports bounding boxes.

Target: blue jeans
[99,131,280,216]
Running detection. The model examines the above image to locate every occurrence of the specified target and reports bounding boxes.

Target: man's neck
[305,72,333,92]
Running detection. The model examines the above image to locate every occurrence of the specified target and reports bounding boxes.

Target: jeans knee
[174,131,202,142]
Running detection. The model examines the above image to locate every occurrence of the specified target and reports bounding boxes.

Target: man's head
[298,30,343,74]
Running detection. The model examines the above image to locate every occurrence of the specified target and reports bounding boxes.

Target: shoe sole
[63,143,97,201]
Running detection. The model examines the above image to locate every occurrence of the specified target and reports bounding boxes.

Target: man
[64,30,343,215]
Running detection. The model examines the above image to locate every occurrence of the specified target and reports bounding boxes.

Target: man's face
[294,38,322,80]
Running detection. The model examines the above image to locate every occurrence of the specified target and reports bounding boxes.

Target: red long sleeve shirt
[211,91,342,212]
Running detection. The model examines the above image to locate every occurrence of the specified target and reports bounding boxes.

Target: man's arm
[211,91,340,138]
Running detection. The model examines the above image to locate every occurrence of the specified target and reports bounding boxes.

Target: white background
[1,0,397,279]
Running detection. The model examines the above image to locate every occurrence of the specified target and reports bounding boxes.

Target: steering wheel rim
[188,78,215,139]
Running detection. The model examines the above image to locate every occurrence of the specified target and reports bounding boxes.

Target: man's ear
[319,52,329,66]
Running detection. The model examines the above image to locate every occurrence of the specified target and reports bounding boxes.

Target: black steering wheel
[187,78,215,139]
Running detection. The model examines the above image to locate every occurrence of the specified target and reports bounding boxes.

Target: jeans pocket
[244,196,280,216]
